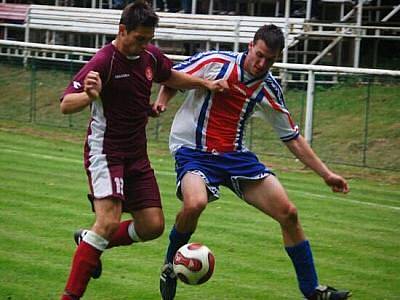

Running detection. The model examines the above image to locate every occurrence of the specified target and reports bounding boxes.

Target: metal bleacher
[0,1,399,69]
[0,4,304,63]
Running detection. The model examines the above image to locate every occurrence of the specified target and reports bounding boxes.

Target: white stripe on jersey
[87,101,113,198]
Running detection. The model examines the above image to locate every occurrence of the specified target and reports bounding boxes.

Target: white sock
[82,230,109,251]
[128,222,143,242]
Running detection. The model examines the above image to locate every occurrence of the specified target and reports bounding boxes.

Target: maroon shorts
[85,154,162,212]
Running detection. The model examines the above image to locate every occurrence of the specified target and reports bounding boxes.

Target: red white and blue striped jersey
[169,51,299,154]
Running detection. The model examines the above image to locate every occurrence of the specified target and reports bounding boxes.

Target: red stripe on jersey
[204,66,260,152]
[262,87,296,129]
[187,58,230,75]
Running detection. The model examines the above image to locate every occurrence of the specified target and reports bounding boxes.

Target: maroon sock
[63,241,102,298]
[107,220,134,249]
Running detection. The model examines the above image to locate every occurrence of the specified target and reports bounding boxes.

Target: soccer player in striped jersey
[154,24,352,300]
[59,1,226,299]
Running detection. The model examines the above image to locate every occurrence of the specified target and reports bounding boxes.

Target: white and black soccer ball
[173,243,215,285]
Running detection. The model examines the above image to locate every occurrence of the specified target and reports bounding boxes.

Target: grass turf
[0,124,399,299]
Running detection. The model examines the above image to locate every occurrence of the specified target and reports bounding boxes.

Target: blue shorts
[174,147,273,201]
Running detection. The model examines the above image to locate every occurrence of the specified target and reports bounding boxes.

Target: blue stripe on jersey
[218,51,238,59]
[195,62,230,150]
[281,131,300,142]
[265,74,285,106]
[236,91,262,151]
[239,52,247,82]
[196,91,212,150]
[174,51,237,71]
[174,52,215,71]
[270,74,287,106]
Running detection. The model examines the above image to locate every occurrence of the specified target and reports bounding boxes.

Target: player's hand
[148,102,166,118]
[84,71,102,101]
[150,99,167,118]
[323,172,350,194]
[206,79,229,93]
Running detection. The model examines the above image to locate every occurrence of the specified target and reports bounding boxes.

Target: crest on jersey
[145,66,153,81]
[73,81,82,89]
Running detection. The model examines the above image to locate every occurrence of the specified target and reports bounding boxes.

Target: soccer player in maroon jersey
[59,1,227,299]
[154,25,351,300]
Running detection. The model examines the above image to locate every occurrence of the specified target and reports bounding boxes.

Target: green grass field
[0,122,399,299]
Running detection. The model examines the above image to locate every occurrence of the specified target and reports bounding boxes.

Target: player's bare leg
[62,198,122,300]
[160,172,208,300]
[131,207,165,241]
[241,175,351,300]
[241,175,305,246]
[93,206,165,249]
[175,173,209,233]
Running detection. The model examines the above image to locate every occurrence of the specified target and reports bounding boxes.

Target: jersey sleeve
[257,77,299,142]
[172,51,229,79]
[149,45,173,83]
[60,51,110,101]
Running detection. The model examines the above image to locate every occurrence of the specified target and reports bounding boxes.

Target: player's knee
[142,219,165,241]
[94,220,120,239]
[279,204,299,227]
[183,196,207,216]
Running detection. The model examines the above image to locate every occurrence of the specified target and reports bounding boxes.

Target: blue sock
[166,225,193,264]
[285,240,318,297]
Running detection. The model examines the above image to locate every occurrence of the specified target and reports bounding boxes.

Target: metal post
[362,78,371,166]
[381,4,400,22]
[306,0,312,20]
[233,18,240,52]
[30,59,37,123]
[155,118,160,140]
[354,0,363,68]
[207,0,212,14]
[248,116,253,151]
[192,0,198,14]
[304,70,315,145]
[275,1,280,17]
[249,2,255,15]
[69,60,74,128]
[281,0,290,92]
[24,6,31,67]
[372,0,381,68]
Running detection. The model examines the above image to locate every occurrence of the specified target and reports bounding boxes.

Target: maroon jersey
[62,43,173,158]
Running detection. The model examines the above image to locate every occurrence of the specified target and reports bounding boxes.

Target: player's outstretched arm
[285,135,350,194]
[150,85,177,117]
[164,70,228,92]
[60,71,102,114]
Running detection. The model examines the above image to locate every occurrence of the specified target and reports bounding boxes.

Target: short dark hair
[119,0,159,32]
[253,24,284,52]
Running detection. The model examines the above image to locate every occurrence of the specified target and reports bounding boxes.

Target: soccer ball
[173,243,215,285]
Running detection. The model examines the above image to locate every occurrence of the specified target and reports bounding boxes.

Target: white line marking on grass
[1,147,81,164]
[288,190,400,211]
[1,147,399,212]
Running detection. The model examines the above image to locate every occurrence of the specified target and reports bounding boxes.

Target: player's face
[119,25,155,56]
[245,40,281,77]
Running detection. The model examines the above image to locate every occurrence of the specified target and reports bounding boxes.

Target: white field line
[1,147,399,212]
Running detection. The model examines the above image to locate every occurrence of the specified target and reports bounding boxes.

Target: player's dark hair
[120,0,159,32]
[253,24,284,52]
